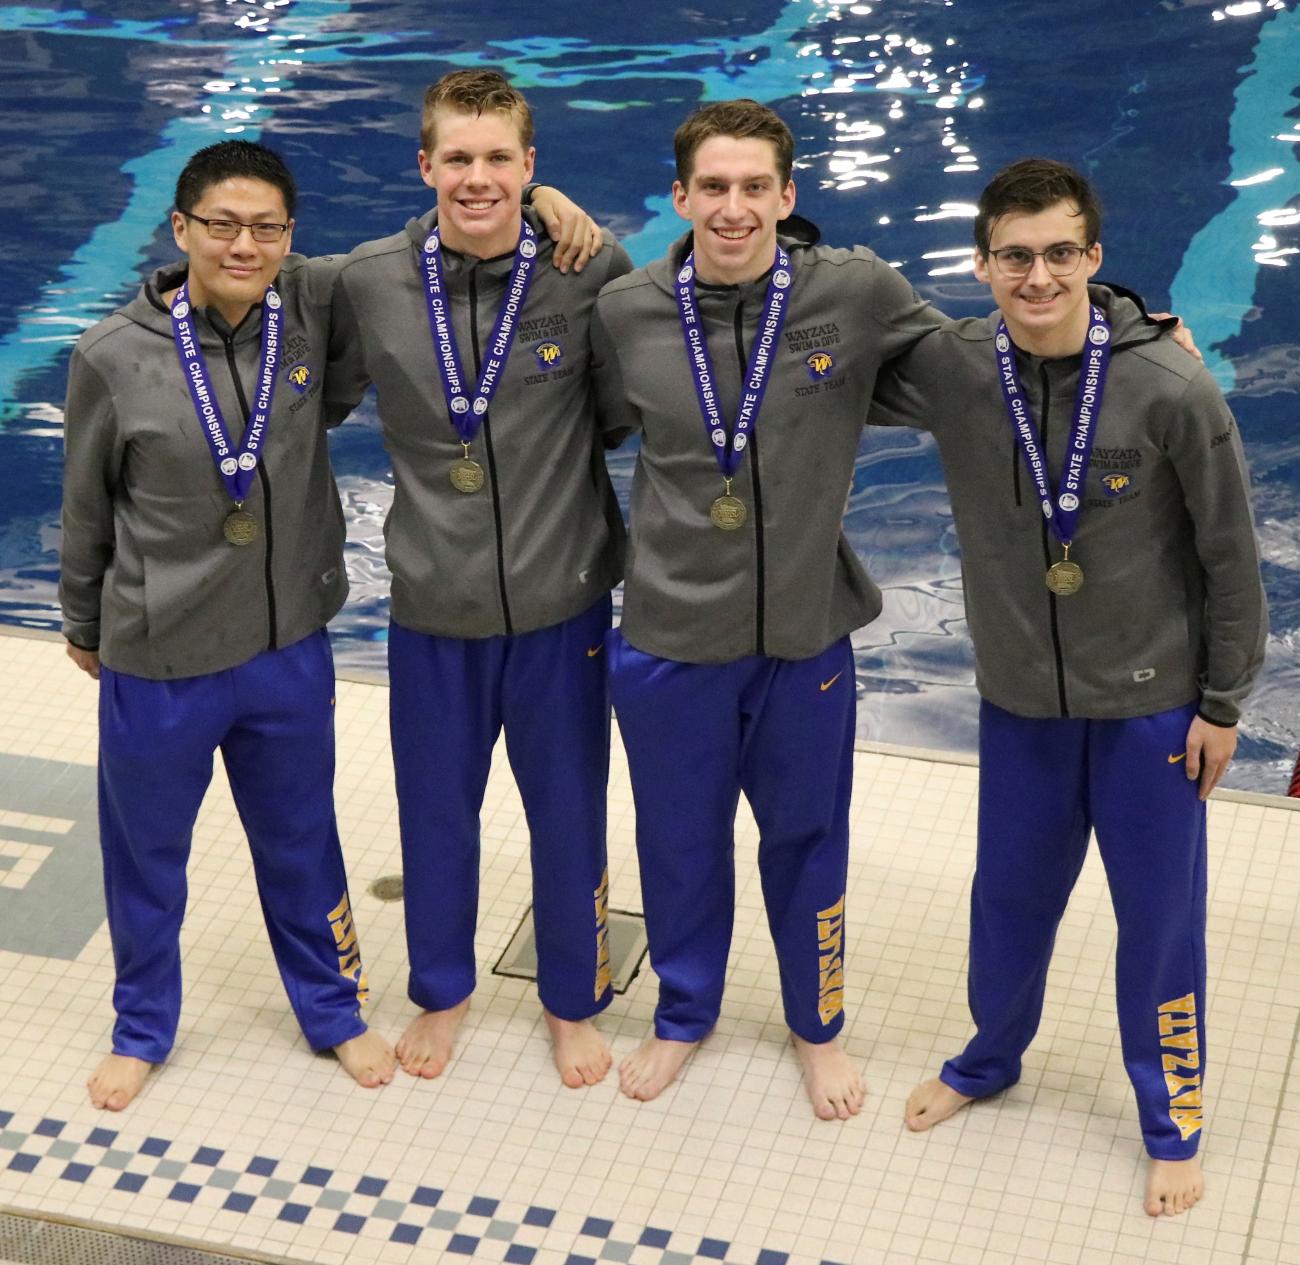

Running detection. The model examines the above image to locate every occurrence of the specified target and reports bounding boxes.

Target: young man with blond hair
[326,70,633,1088]
[869,158,1265,1217]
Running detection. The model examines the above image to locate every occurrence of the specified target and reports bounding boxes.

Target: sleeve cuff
[62,620,100,652]
[1196,709,1237,729]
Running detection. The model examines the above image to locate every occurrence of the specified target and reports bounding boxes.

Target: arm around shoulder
[590,300,643,448]
[322,267,372,426]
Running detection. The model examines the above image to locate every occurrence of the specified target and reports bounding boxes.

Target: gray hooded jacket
[867,286,1267,725]
[325,207,633,639]
[60,256,347,679]
[591,229,943,663]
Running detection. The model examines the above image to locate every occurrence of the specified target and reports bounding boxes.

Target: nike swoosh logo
[587,645,603,658]
[1168,752,1186,764]
[820,671,843,692]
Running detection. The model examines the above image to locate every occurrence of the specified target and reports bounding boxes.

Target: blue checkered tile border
[0,1109,851,1264]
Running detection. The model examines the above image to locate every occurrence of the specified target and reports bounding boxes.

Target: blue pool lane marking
[1167,5,1300,392]
[0,1,350,424]
[0,0,990,417]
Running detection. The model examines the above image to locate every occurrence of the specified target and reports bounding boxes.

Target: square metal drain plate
[0,1209,289,1265]
[493,907,648,994]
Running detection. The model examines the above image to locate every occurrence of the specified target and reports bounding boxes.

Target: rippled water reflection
[1,0,1296,790]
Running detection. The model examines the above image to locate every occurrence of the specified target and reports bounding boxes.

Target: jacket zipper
[469,266,514,634]
[223,332,277,651]
[1038,363,1067,717]
[734,301,765,656]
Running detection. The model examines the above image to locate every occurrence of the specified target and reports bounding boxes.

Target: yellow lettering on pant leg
[327,891,369,1007]
[818,989,844,1025]
[1157,994,1201,1142]
[592,868,612,1001]
[815,895,847,1026]
[1163,1070,1201,1096]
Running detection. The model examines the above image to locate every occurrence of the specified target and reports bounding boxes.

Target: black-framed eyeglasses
[183,212,291,243]
[986,243,1092,279]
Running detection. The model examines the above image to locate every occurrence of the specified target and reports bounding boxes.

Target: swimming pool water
[1,0,1297,790]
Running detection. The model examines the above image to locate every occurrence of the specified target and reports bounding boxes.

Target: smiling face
[419,105,535,260]
[974,199,1103,358]
[170,177,293,328]
[672,134,796,286]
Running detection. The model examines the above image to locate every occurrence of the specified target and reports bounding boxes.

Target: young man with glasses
[61,140,395,1110]
[868,158,1266,1217]
[325,70,633,1089]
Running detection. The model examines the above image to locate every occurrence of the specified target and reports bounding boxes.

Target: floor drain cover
[367,873,403,901]
[493,907,648,994]
[0,1209,291,1264]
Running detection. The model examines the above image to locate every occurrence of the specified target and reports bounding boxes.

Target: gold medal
[710,478,747,531]
[223,507,258,546]
[450,450,485,494]
[1045,544,1083,596]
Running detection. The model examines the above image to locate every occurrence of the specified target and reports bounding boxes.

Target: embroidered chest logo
[534,340,563,370]
[1101,472,1130,496]
[806,350,835,379]
[286,363,313,392]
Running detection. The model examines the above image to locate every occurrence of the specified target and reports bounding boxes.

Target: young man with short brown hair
[591,98,945,1118]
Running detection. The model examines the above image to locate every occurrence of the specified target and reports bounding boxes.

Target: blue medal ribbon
[994,304,1112,548]
[169,281,282,503]
[674,246,793,482]
[420,219,539,443]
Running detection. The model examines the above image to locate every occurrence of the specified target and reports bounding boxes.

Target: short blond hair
[421,69,534,152]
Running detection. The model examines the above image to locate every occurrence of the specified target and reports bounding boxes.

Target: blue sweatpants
[608,631,855,1045]
[97,630,369,1064]
[942,699,1208,1159]
[387,596,614,1021]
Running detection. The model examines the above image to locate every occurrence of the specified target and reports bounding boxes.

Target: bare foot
[904,1076,973,1131]
[792,1034,865,1120]
[544,1010,612,1088]
[87,1053,153,1111]
[396,997,470,1079]
[334,1028,396,1088]
[1144,1156,1204,1217]
[618,1034,698,1101]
